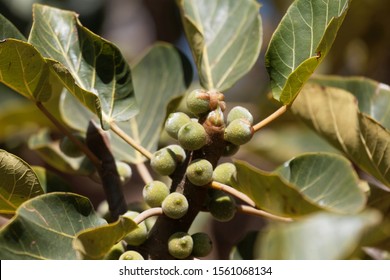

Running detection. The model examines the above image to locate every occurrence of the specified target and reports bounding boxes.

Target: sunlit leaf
[0,150,44,215]
[0,13,26,40]
[0,39,59,102]
[233,153,367,217]
[256,210,381,259]
[266,0,351,104]
[73,215,138,260]
[179,0,262,91]
[291,83,390,188]
[0,193,106,259]
[60,43,190,163]
[29,4,138,130]
[28,129,95,176]
[311,75,390,129]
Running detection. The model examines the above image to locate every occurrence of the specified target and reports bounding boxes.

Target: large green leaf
[0,13,26,40]
[0,193,106,259]
[256,210,381,259]
[60,43,190,163]
[0,150,44,215]
[73,215,137,260]
[29,4,138,130]
[28,129,95,176]
[179,0,262,91]
[291,83,390,188]
[266,0,351,104]
[311,75,390,129]
[0,39,59,102]
[233,153,367,217]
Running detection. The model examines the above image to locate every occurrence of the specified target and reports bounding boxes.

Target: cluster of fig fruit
[106,88,254,260]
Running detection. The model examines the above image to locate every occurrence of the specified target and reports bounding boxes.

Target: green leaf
[0,193,106,259]
[0,39,59,102]
[29,4,138,130]
[291,83,390,188]
[233,153,367,217]
[266,0,351,104]
[0,150,44,215]
[60,43,190,163]
[256,210,381,260]
[73,215,138,260]
[0,13,26,40]
[28,129,95,176]
[179,0,262,91]
[311,75,390,129]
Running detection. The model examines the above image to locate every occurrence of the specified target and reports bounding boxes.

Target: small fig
[208,191,236,222]
[165,112,191,139]
[191,232,213,257]
[150,148,177,176]
[119,250,144,260]
[186,159,213,186]
[178,122,207,151]
[59,133,85,158]
[227,106,254,125]
[122,211,148,246]
[212,162,237,186]
[162,192,189,219]
[168,232,193,259]
[142,180,170,208]
[224,119,254,146]
[186,89,210,116]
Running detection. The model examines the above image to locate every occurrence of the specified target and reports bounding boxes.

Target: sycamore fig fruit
[150,147,177,176]
[227,106,254,125]
[123,211,148,246]
[186,159,213,186]
[59,133,85,158]
[168,232,193,259]
[119,250,144,260]
[116,161,132,185]
[178,122,207,151]
[212,162,237,186]
[186,89,210,116]
[165,112,191,139]
[191,232,213,257]
[224,119,254,146]
[142,180,170,208]
[222,142,240,157]
[162,192,189,219]
[166,144,186,163]
[208,191,237,222]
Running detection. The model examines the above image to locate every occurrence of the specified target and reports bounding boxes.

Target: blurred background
[0,0,389,258]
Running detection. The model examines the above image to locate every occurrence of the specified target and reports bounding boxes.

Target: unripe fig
[186,159,213,186]
[168,232,193,259]
[123,211,148,246]
[119,250,144,260]
[208,191,236,222]
[227,106,254,125]
[150,148,177,176]
[213,162,237,186]
[142,180,170,208]
[178,122,207,151]
[162,192,189,219]
[166,144,186,163]
[116,161,132,185]
[59,133,85,158]
[222,142,240,157]
[224,119,254,146]
[191,232,213,257]
[165,112,191,139]
[186,89,210,116]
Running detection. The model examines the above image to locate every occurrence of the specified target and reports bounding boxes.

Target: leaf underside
[180,0,262,92]
[266,0,351,104]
